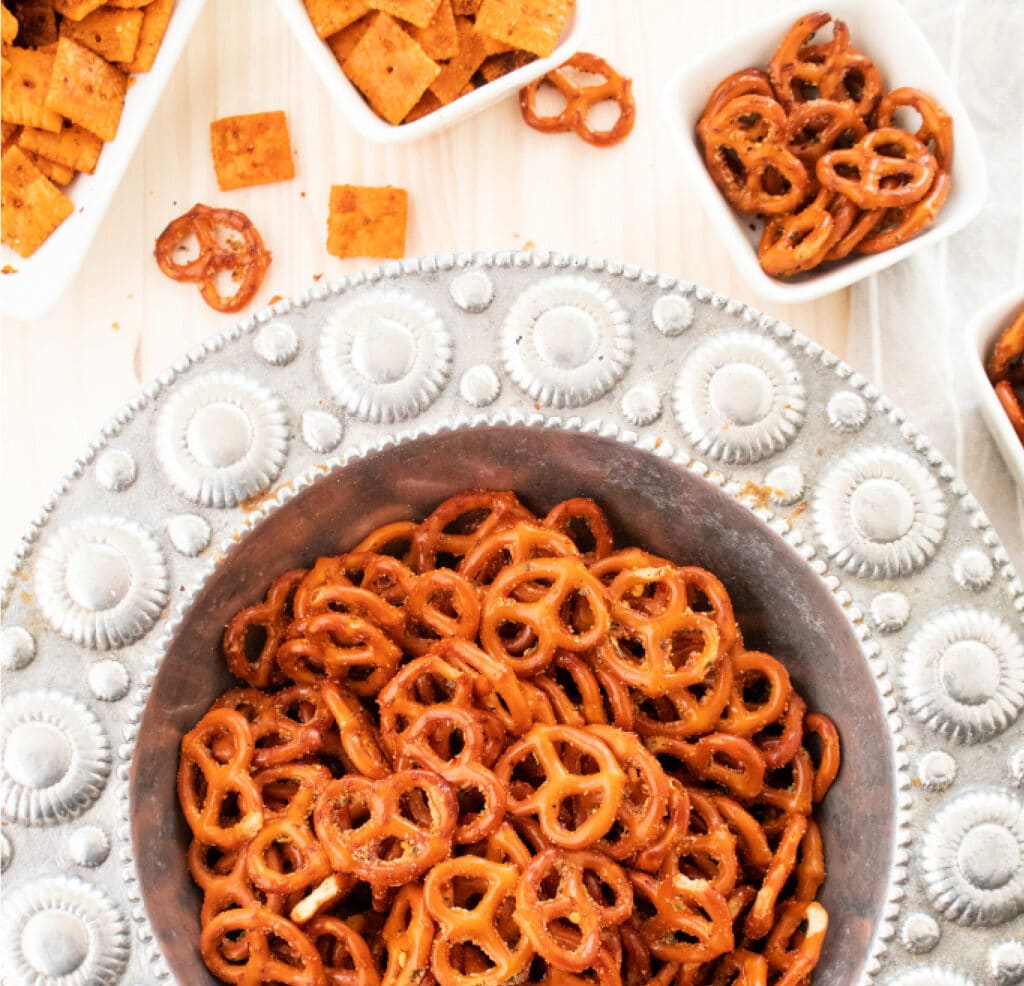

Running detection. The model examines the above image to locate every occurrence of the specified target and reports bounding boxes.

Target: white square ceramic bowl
[273,0,587,143]
[662,0,987,304]
[0,0,206,322]
[967,284,1024,489]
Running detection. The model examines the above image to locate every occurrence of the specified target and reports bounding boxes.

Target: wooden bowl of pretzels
[664,0,987,303]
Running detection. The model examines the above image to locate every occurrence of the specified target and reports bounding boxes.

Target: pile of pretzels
[697,11,953,278]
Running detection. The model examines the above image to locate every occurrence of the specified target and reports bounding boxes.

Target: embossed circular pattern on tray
[0,252,1021,986]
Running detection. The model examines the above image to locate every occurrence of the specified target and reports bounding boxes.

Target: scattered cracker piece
[342,12,439,125]
[17,119,103,172]
[45,36,128,141]
[23,148,74,184]
[408,0,457,60]
[403,88,442,122]
[303,0,370,39]
[327,183,407,258]
[60,6,144,63]
[474,0,572,57]
[369,0,441,29]
[326,12,373,64]
[2,48,62,133]
[430,16,487,103]
[210,110,295,191]
[8,0,57,45]
[451,0,480,12]
[52,0,106,20]
[118,0,171,72]
[2,4,17,43]
[477,48,533,82]
[1,145,74,257]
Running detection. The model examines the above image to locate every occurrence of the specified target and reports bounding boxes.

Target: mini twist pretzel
[495,724,626,849]
[696,68,776,143]
[701,94,809,216]
[718,651,792,739]
[253,762,332,822]
[459,522,580,591]
[516,847,632,971]
[541,928,626,986]
[876,86,954,171]
[249,684,335,769]
[535,652,633,731]
[708,950,768,986]
[321,682,391,780]
[712,795,773,872]
[804,712,841,802]
[402,568,481,655]
[395,705,508,844]
[154,204,272,315]
[223,568,307,687]
[178,708,264,849]
[294,553,416,618]
[597,564,721,697]
[763,901,829,985]
[543,497,615,562]
[631,778,692,874]
[759,189,855,278]
[795,818,827,901]
[755,693,806,771]
[856,169,951,254]
[757,748,814,816]
[632,654,734,740]
[304,916,379,986]
[313,770,458,891]
[520,52,636,148]
[647,733,766,802]
[200,905,325,985]
[743,813,809,940]
[245,815,332,896]
[817,127,937,209]
[657,789,739,895]
[480,557,611,676]
[629,871,734,965]
[768,13,882,117]
[278,613,402,696]
[189,841,275,928]
[587,724,670,860]
[410,490,535,573]
[352,519,419,561]
[380,884,435,986]
[824,205,885,261]
[424,857,533,986]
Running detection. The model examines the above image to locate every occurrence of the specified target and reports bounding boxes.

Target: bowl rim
[272,0,589,143]
[661,0,989,304]
[2,250,1023,986]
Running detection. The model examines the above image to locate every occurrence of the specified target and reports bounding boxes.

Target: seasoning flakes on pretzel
[178,488,841,986]
[695,9,955,279]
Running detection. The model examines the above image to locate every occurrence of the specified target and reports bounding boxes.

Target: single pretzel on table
[520,52,636,147]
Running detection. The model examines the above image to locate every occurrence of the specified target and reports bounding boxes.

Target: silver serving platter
[1,251,1022,986]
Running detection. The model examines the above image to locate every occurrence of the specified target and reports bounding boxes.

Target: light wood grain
[0,0,849,560]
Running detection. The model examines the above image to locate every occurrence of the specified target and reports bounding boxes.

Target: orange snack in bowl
[1,145,74,257]
[59,5,144,62]
[408,0,457,60]
[302,0,370,39]
[474,0,572,58]
[119,0,173,72]
[45,36,128,141]
[327,183,408,259]
[17,120,103,173]
[8,0,58,46]
[51,0,106,21]
[429,15,488,104]
[210,110,295,191]
[342,11,440,125]
[370,0,442,29]
[2,48,63,132]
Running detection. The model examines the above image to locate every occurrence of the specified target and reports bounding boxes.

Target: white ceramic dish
[273,0,587,143]
[0,0,206,322]
[967,284,1024,489]
[662,0,988,304]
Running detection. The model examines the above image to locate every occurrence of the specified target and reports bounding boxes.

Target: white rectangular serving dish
[662,0,987,304]
[273,0,587,143]
[0,0,206,322]
[967,284,1024,490]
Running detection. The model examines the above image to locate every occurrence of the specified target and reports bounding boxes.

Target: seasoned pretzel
[701,94,809,215]
[743,813,808,939]
[246,815,332,896]
[410,491,534,573]
[380,885,435,986]
[516,847,632,971]
[459,522,580,590]
[824,206,885,261]
[155,204,272,315]
[712,795,773,872]
[759,189,854,277]
[179,708,264,848]
[757,748,814,816]
[520,52,636,147]
[314,770,458,891]
[804,712,841,802]
[697,68,776,141]
[305,916,379,986]
[795,818,827,902]
[631,778,691,874]
[629,871,734,965]
[657,789,739,895]
[768,13,882,116]
[543,497,615,562]
[200,905,325,985]
[648,733,766,801]
[495,724,626,848]
[402,568,481,655]
[223,569,307,688]
[754,693,806,771]
[995,381,1024,443]
[987,307,1024,384]
[352,520,419,560]
[877,86,954,170]
[632,654,735,740]
[481,557,610,676]
[536,652,634,730]
[856,169,951,254]
[763,901,829,984]
[189,841,275,927]
[294,553,416,619]
[249,684,335,769]
[425,857,533,986]
[785,99,867,167]
[321,682,391,780]
[718,651,792,739]
[817,127,937,209]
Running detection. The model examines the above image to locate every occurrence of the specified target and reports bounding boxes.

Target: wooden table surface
[0,0,850,560]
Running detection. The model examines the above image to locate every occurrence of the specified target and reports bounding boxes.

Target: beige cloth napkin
[846,0,1024,568]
